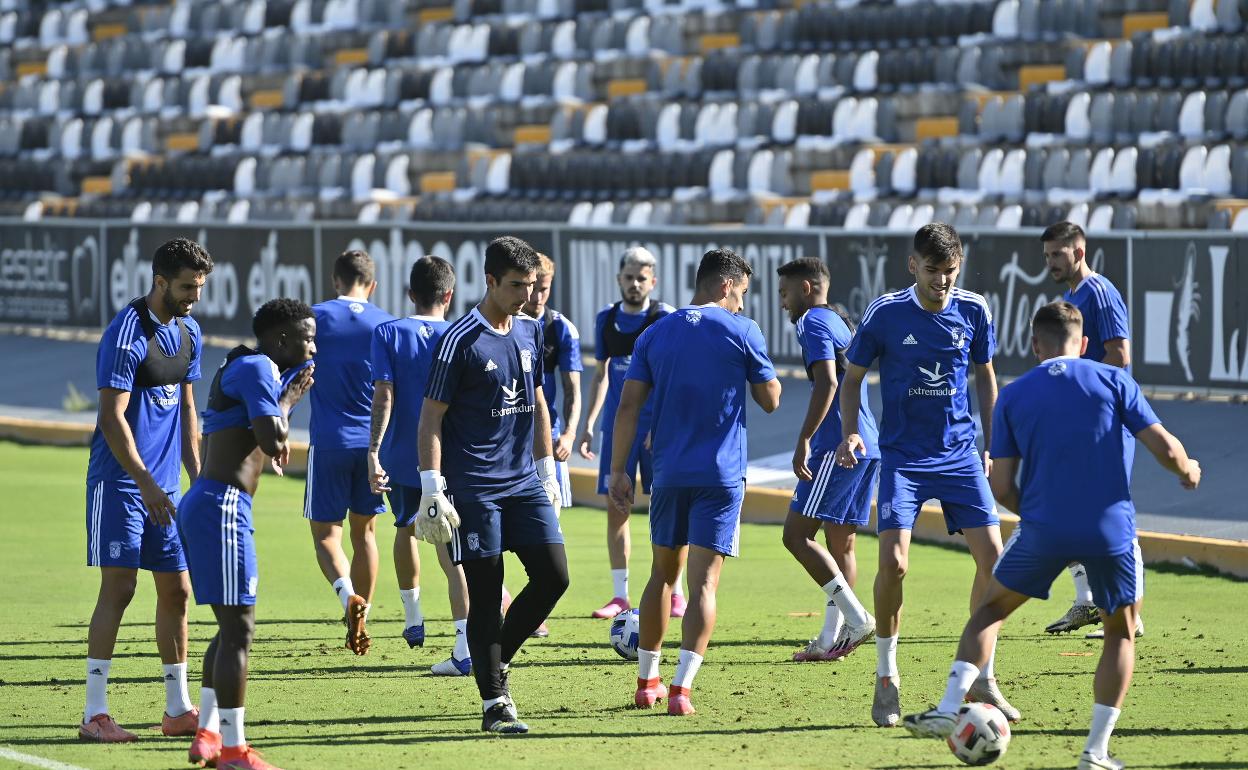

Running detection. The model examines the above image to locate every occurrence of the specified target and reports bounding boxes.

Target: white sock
[672,570,685,597]
[198,687,220,732]
[482,696,508,712]
[453,619,470,660]
[1070,564,1094,605]
[1084,703,1121,758]
[610,569,628,600]
[876,635,899,678]
[977,641,997,681]
[938,660,981,714]
[823,574,869,628]
[671,649,704,689]
[84,658,111,720]
[162,662,194,716]
[637,648,661,681]
[332,577,356,611]
[219,707,245,748]
[817,600,844,649]
[400,587,423,628]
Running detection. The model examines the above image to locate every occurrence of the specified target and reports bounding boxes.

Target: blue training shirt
[538,310,583,436]
[201,353,287,435]
[1064,273,1129,366]
[795,307,880,459]
[594,300,674,438]
[626,304,777,488]
[425,308,545,498]
[87,305,203,491]
[990,356,1158,555]
[309,297,395,450]
[846,286,996,472]
[371,315,451,487]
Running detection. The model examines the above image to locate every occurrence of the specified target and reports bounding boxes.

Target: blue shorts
[597,428,652,496]
[303,446,387,523]
[877,463,998,535]
[86,480,186,572]
[388,484,423,529]
[650,483,745,557]
[447,476,564,564]
[994,527,1144,614]
[791,456,879,526]
[177,479,258,606]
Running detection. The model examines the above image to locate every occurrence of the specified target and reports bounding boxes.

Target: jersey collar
[1072,273,1099,294]
[906,284,953,313]
[1039,355,1081,365]
[408,314,443,322]
[472,306,516,337]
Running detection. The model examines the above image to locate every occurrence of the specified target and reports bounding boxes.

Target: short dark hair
[152,238,213,280]
[1040,221,1086,247]
[776,256,829,284]
[913,222,963,265]
[484,236,539,280]
[695,247,753,289]
[253,297,314,338]
[409,256,455,308]
[334,249,375,287]
[1032,300,1083,348]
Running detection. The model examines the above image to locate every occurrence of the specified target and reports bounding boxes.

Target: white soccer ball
[947,703,1011,766]
[609,608,641,660]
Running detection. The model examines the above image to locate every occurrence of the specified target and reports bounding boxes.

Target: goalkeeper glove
[417,470,460,544]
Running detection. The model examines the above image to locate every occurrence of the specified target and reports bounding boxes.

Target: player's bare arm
[1102,337,1130,369]
[367,379,394,493]
[533,385,555,460]
[607,379,650,512]
[98,387,176,525]
[987,455,1021,513]
[180,382,201,484]
[794,359,836,481]
[1135,423,1201,489]
[417,397,448,474]
[557,370,581,462]
[578,362,609,460]
[974,360,998,475]
[835,362,870,468]
[751,377,782,413]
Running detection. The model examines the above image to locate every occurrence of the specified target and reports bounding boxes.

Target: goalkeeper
[416,236,569,735]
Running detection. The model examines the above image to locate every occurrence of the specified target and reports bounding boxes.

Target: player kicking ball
[903,301,1200,770]
[368,256,473,675]
[612,249,780,716]
[417,237,569,734]
[837,223,1017,726]
[776,258,877,662]
[179,299,316,769]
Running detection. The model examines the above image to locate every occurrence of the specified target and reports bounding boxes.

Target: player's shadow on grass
[1012,727,1244,738]
[1157,664,1248,674]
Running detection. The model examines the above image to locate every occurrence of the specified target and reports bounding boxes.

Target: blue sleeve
[371,326,394,383]
[594,309,608,362]
[624,326,654,385]
[1096,283,1130,344]
[988,390,1019,459]
[1118,373,1160,435]
[230,358,284,422]
[184,319,202,383]
[971,304,996,365]
[531,322,546,385]
[96,311,143,391]
[845,312,881,368]
[558,318,583,373]
[425,332,462,403]
[803,313,843,364]
[744,319,777,384]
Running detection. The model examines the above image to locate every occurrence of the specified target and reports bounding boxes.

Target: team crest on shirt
[349,302,364,313]
[950,327,967,350]
[685,310,702,325]
[521,348,533,372]
[419,324,433,339]
[467,532,480,551]
[1048,361,1067,375]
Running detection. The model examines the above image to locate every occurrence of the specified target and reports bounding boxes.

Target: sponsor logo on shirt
[349,302,364,313]
[908,362,957,397]
[493,379,535,418]
[902,334,918,345]
[521,348,533,373]
[1048,361,1067,375]
[150,382,179,408]
[419,324,433,339]
[484,359,498,372]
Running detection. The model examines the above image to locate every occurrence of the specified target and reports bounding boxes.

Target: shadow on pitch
[1156,665,1248,675]
[1012,727,1246,738]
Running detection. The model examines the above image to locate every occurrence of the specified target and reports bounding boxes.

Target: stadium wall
[1,220,1245,391]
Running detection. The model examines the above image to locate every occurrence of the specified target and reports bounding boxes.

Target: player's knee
[881,555,908,581]
[157,581,190,609]
[100,573,139,608]
[781,522,813,555]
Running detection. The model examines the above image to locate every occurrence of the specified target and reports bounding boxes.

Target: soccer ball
[609,608,641,660]
[947,703,1011,766]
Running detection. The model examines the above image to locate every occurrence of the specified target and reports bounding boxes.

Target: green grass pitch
[1,441,1245,769]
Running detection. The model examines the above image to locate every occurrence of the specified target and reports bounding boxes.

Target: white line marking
[0,747,93,770]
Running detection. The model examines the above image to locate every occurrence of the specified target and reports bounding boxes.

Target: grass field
[1,441,1245,770]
